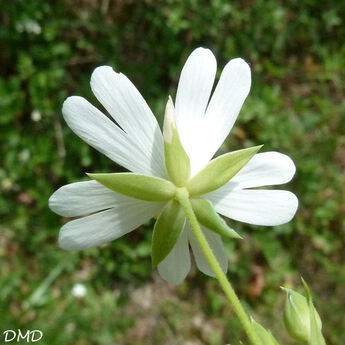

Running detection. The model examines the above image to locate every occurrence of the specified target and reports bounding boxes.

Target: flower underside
[88,98,262,266]
[49,47,298,285]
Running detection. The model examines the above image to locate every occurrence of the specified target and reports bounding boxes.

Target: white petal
[198,58,251,172]
[62,96,162,176]
[209,189,298,226]
[206,152,296,197]
[59,200,164,250]
[175,47,216,123]
[174,48,217,173]
[188,225,228,277]
[90,67,166,178]
[49,180,139,217]
[157,227,190,285]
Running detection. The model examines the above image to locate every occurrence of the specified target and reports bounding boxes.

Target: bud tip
[163,96,175,143]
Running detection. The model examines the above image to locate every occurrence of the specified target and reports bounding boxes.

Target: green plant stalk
[175,187,261,345]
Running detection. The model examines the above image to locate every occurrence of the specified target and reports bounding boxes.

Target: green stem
[175,188,261,345]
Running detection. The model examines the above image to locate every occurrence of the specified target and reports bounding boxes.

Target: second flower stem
[176,188,261,345]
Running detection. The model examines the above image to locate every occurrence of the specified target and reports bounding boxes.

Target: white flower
[31,110,42,122]
[16,20,42,35]
[71,283,87,298]
[49,48,298,284]
[18,149,31,162]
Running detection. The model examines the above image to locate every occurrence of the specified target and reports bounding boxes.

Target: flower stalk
[175,187,262,345]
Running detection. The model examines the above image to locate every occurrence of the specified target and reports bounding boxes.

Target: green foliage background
[1,0,344,344]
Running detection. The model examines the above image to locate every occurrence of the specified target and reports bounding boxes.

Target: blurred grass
[0,0,344,344]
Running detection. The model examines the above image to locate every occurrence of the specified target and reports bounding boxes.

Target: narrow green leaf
[187,145,263,196]
[88,173,176,201]
[302,279,326,345]
[163,97,191,187]
[26,264,64,307]
[190,198,241,239]
[152,200,186,267]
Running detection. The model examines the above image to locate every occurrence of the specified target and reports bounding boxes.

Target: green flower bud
[251,318,280,345]
[163,96,191,187]
[282,287,322,342]
[301,278,326,345]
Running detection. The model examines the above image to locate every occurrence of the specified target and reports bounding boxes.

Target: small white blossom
[16,20,42,35]
[1,178,13,191]
[18,149,31,163]
[31,110,42,122]
[71,283,86,298]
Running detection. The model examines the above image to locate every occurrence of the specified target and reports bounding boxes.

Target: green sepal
[282,283,322,343]
[251,318,280,345]
[190,198,241,239]
[151,200,186,267]
[87,173,176,201]
[163,97,191,187]
[186,145,263,196]
[302,278,326,345]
